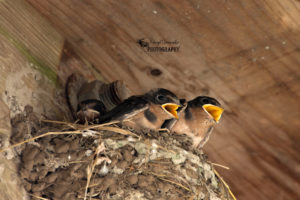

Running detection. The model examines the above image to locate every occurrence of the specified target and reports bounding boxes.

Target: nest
[3,106,235,200]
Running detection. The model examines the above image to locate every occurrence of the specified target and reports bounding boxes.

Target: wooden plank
[0,0,65,83]
[0,1,106,199]
[0,1,65,199]
[0,0,67,117]
[25,0,300,199]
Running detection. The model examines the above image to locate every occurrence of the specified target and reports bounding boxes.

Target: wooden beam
[20,0,300,199]
[0,1,64,199]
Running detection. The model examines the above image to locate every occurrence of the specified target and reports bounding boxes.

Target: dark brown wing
[97,95,149,124]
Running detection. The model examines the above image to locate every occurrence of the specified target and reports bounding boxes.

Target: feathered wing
[161,118,177,130]
[97,95,149,124]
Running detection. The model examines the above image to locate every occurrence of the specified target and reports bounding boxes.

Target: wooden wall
[2,0,300,199]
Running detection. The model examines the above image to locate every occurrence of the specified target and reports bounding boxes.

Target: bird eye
[202,98,210,104]
[156,95,167,102]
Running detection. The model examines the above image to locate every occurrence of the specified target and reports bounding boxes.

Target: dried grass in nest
[1,118,236,200]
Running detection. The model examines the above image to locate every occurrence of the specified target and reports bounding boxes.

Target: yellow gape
[202,104,224,123]
[162,103,180,119]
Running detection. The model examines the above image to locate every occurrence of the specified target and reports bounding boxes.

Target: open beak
[202,104,224,123]
[162,103,180,119]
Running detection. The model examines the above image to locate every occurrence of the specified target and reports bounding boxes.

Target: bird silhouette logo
[137,38,149,48]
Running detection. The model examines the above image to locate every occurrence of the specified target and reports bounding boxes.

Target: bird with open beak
[96,88,181,130]
[66,73,133,124]
[162,96,224,148]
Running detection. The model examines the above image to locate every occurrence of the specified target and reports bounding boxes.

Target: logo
[137,38,180,52]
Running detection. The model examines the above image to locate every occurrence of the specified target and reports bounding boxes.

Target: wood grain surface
[9,0,300,199]
[0,1,65,199]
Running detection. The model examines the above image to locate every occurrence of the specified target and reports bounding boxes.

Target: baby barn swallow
[76,99,107,123]
[97,88,181,130]
[66,73,107,123]
[163,96,224,148]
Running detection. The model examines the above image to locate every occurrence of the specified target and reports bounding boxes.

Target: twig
[94,126,139,137]
[0,121,137,154]
[151,172,191,192]
[157,176,191,192]
[211,162,230,170]
[0,130,82,153]
[150,172,167,177]
[213,168,237,200]
[29,193,49,200]
[41,120,137,138]
[84,142,109,200]
[80,121,121,130]
[41,119,121,130]
[41,119,77,129]
[68,160,89,164]
[156,144,176,153]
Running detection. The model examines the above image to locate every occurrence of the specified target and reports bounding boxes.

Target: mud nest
[8,106,233,200]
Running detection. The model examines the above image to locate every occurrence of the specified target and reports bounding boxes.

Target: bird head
[189,96,224,123]
[146,88,181,119]
[76,99,107,123]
